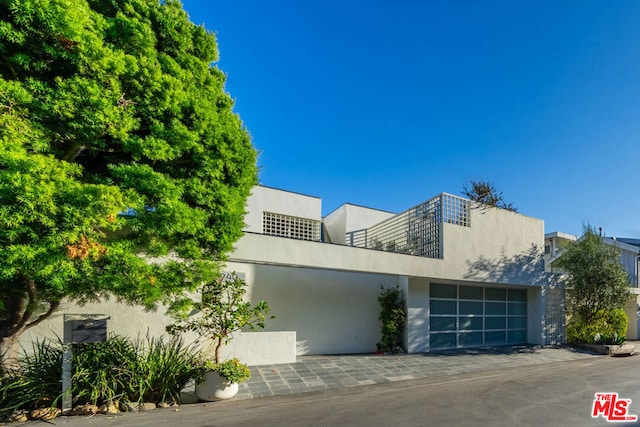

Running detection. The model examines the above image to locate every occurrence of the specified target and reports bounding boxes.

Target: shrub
[376,285,406,353]
[197,358,251,384]
[0,340,62,419]
[567,308,628,345]
[72,336,138,405]
[130,336,202,403]
[0,334,202,419]
[168,272,271,364]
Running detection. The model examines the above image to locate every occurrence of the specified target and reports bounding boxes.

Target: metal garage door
[429,283,527,349]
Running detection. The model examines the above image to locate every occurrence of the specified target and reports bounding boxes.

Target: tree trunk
[0,279,60,373]
[0,333,21,372]
[214,339,222,364]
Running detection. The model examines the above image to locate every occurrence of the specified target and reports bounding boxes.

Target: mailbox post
[62,314,109,414]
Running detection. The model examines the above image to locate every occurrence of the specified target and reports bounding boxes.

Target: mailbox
[61,314,109,414]
[64,314,109,345]
[70,319,107,344]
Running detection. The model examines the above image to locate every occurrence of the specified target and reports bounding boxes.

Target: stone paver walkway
[227,345,605,401]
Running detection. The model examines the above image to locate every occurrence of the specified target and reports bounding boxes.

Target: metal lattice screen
[543,285,565,345]
[345,193,470,259]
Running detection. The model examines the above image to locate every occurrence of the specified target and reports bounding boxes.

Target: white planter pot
[195,371,239,401]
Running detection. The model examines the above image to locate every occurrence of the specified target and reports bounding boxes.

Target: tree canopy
[462,180,518,212]
[553,226,631,325]
[0,0,257,362]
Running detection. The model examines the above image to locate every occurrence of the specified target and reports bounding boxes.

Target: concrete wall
[624,296,640,340]
[19,298,296,366]
[217,332,296,365]
[244,186,322,233]
[406,277,429,353]
[324,204,395,245]
[19,186,555,358]
[225,261,398,355]
[444,204,545,281]
[527,287,543,345]
[231,210,547,289]
[19,297,173,349]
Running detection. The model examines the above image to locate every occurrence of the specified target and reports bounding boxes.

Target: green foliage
[168,273,272,364]
[131,335,201,403]
[0,340,61,419]
[0,334,201,418]
[197,357,251,384]
[554,225,631,326]
[462,180,518,212]
[566,309,627,345]
[0,0,257,361]
[71,336,137,405]
[73,335,200,405]
[376,285,406,353]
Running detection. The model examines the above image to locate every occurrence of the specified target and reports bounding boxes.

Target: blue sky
[181,0,640,238]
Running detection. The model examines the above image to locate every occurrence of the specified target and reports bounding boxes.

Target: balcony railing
[345,193,470,258]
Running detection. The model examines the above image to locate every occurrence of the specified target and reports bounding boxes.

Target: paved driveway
[233,345,603,400]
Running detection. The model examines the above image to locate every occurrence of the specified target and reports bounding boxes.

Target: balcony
[344,193,470,259]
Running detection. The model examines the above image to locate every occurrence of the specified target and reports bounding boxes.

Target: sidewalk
[223,344,608,401]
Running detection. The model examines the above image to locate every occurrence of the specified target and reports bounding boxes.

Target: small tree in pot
[168,273,271,400]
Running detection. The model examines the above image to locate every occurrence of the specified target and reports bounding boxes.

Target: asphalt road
[26,355,640,427]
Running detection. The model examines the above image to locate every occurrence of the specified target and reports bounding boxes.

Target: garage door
[429,283,527,349]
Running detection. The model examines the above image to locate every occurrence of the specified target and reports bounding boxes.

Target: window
[263,212,321,241]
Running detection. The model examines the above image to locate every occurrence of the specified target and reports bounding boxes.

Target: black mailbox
[70,319,107,344]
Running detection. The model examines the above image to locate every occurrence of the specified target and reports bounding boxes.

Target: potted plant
[168,272,271,401]
[192,358,251,401]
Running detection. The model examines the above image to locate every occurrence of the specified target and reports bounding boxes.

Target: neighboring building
[22,185,565,364]
[544,231,640,340]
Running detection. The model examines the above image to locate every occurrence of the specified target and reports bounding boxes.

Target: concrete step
[607,344,636,357]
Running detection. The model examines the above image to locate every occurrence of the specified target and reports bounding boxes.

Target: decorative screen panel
[263,212,321,241]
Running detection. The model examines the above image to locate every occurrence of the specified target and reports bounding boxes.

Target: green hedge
[566,308,627,345]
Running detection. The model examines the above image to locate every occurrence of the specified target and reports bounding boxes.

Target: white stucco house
[544,231,640,340]
[22,185,566,364]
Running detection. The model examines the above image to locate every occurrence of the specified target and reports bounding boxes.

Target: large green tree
[0,0,257,365]
[554,226,631,327]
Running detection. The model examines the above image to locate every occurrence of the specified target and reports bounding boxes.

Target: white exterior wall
[233,204,546,287]
[18,299,297,366]
[20,186,556,359]
[406,278,429,353]
[229,202,552,351]
[225,261,398,355]
[244,186,321,233]
[324,204,395,245]
[19,298,174,349]
[445,204,545,282]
